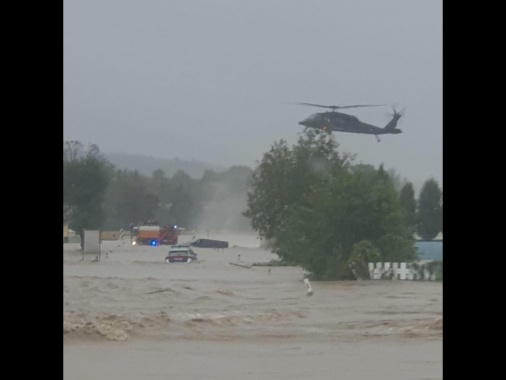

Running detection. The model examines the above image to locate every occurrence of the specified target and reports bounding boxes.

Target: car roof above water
[168,246,194,254]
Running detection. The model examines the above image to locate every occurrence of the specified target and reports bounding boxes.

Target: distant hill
[104,152,228,179]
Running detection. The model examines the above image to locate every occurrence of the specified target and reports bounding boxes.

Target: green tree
[243,130,415,280]
[347,240,382,279]
[243,130,351,241]
[166,170,196,227]
[416,178,443,240]
[386,168,408,192]
[149,169,176,226]
[274,165,415,279]
[399,182,417,230]
[63,141,109,233]
[102,169,159,229]
[243,140,294,240]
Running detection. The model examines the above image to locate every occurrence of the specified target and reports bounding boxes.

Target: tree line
[64,134,442,280]
[63,140,253,233]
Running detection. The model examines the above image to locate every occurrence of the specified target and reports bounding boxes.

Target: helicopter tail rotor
[387,105,405,119]
[382,104,405,133]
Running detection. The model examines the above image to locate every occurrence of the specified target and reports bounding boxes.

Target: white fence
[368,261,441,281]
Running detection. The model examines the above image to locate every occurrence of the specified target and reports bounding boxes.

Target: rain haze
[64,0,442,192]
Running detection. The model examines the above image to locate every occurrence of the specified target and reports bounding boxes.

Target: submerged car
[165,246,198,263]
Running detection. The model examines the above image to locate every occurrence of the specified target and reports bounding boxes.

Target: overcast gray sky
[64,0,442,190]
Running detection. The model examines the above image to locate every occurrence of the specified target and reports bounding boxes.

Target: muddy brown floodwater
[64,233,442,380]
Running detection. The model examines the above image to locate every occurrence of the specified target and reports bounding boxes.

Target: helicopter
[298,103,403,142]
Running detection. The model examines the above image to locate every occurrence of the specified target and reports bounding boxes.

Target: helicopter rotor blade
[297,102,385,110]
[297,103,336,109]
[336,104,385,109]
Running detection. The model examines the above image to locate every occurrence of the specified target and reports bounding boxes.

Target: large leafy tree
[275,164,415,279]
[243,140,295,240]
[63,141,109,233]
[243,130,415,280]
[243,130,351,241]
[416,178,443,240]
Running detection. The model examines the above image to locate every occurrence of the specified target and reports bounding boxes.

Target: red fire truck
[132,223,178,246]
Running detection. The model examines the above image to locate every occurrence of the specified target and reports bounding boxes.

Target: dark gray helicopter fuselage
[299,111,402,136]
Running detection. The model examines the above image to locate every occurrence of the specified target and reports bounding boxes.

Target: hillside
[104,152,229,178]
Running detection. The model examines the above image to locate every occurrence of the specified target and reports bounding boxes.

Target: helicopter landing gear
[375,135,381,142]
